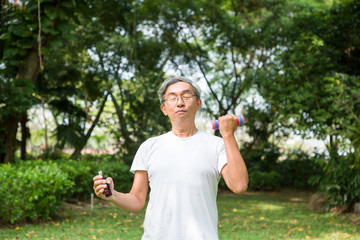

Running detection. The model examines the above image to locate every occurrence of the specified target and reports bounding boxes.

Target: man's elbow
[131,207,143,213]
[130,200,146,213]
[230,182,248,194]
[125,204,145,213]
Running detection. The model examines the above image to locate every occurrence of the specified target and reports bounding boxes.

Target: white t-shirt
[130,130,228,240]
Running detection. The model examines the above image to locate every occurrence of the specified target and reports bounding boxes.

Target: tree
[140,0,290,147]
[256,0,360,209]
[0,0,89,162]
[69,0,172,160]
[257,0,360,155]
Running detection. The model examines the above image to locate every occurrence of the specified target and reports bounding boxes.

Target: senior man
[93,76,248,240]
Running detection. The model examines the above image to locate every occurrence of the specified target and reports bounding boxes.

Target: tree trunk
[41,99,49,151]
[1,47,40,163]
[70,92,109,159]
[20,113,30,160]
[110,91,132,151]
[2,116,20,163]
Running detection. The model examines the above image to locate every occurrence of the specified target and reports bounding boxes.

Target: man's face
[160,81,201,122]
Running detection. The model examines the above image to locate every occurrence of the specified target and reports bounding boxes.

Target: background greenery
[1,0,359,226]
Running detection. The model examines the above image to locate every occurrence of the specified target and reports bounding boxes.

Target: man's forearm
[223,134,248,193]
[108,191,146,213]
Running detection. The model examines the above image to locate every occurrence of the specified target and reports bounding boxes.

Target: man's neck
[171,125,198,138]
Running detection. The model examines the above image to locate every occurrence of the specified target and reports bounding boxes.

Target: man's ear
[196,98,202,111]
[160,104,168,116]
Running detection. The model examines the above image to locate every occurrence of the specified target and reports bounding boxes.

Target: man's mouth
[176,110,187,113]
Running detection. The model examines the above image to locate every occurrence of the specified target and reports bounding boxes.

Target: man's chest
[146,142,219,185]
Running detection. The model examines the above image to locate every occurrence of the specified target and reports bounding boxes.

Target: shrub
[56,159,94,199]
[309,153,360,212]
[0,160,73,224]
[242,148,320,191]
[275,151,322,190]
[243,148,280,172]
[0,156,134,224]
[56,157,133,200]
[248,170,283,191]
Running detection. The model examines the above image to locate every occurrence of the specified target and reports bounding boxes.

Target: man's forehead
[165,82,194,95]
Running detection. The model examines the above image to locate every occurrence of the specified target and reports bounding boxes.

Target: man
[93,76,248,240]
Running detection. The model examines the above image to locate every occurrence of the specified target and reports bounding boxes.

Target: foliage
[243,146,281,172]
[241,99,291,154]
[31,0,171,158]
[325,73,360,162]
[56,156,133,199]
[239,148,322,191]
[0,160,73,224]
[0,78,35,121]
[276,151,322,190]
[255,0,360,209]
[36,22,110,157]
[257,0,360,147]
[0,0,91,162]
[0,0,79,67]
[151,0,290,118]
[248,170,283,191]
[309,153,360,211]
[1,0,359,212]
[0,156,134,224]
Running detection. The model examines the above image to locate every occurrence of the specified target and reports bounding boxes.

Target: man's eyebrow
[167,89,192,96]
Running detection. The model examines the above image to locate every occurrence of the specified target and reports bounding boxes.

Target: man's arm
[93,170,149,212]
[218,115,248,194]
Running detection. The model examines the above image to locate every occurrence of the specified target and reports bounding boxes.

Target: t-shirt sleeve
[130,141,149,174]
[217,139,228,174]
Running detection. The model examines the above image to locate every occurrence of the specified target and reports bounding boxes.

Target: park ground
[1,189,359,240]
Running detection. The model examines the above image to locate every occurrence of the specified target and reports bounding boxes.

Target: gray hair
[158,76,201,105]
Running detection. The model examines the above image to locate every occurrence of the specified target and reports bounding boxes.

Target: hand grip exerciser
[98,170,112,197]
[211,115,245,130]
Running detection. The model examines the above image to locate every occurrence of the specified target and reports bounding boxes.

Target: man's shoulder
[196,131,224,149]
[198,130,222,141]
[140,132,170,147]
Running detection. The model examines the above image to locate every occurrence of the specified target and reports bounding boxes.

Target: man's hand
[218,114,238,137]
[93,175,114,200]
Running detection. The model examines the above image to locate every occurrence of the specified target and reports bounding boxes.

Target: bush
[309,153,360,211]
[0,157,134,224]
[248,170,283,191]
[0,160,73,224]
[57,156,133,200]
[56,159,94,199]
[242,148,320,191]
[275,151,322,190]
[244,148,280,172]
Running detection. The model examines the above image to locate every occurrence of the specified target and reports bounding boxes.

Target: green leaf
[42,27,59,35]
[7,60,20,66]
[0,33,10,40]
[56,22,75,33]
[41,18,52,28]
[44,7,58,20]
[61,33,77,41]
[9,24,30,38]
[50,39,63,48]
[3,48,20,59]
[16,39,35,49]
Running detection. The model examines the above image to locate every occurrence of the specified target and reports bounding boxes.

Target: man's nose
[176,96,185,106]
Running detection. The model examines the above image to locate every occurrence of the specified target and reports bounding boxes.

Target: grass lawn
[1,190,359,240]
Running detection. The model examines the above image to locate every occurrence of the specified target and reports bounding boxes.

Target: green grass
[1,190,359,240]
[217,191,359,239]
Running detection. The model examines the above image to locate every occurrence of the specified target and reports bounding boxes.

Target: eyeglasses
[164,93,196,105]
